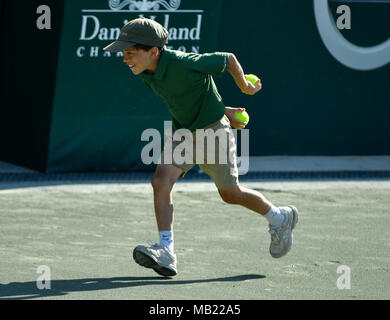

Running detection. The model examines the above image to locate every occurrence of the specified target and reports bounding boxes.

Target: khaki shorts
[160,115,239,190]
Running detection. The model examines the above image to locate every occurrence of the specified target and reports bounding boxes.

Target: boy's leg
[151,164,183,232]
[133,163,183,277]
[218,185,298,258]
[197,115,298,259]
[200,116,298,258]
[218,185,286,227]
[218,185,272,215]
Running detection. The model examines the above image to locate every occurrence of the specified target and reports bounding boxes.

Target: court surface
[0,180,389,300]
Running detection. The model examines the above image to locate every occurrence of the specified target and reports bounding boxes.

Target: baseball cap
[103,18,169,52]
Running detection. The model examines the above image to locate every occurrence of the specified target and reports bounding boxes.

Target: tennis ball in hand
[235,111,250,127]
[245,74,260,85]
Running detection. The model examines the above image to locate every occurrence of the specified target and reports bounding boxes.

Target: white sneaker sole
[133,247,177,277]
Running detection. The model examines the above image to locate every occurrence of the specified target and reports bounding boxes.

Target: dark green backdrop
[48,0,224,172]
[216,0,390,156]
[0,0,65,172]
[1,0,389,173]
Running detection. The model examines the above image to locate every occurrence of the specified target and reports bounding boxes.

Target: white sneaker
[269,206,299,258]
[133,242,177,277]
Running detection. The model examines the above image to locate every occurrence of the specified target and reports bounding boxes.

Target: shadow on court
[0,274,265,300]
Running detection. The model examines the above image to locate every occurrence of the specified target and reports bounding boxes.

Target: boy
[104,18,298,277]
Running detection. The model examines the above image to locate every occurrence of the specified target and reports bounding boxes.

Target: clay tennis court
[1,176,389,300]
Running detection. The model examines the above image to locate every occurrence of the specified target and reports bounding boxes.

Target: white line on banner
[81,10,204,13]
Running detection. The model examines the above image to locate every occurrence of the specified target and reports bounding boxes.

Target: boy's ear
[152,47,160,57]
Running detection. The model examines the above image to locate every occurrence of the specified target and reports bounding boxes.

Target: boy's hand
[241,78,262,96]
[227,53,262,96]
[225,106,248,130]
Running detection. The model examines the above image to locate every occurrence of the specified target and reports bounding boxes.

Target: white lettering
[337,265,351,289]
[178,28,189,40]
[166,14,202,41]
[141,129,161,165]
[190,15,202,40]
[162,121,173,165]
[98,28,109,40]
[80,15,100,40]
[195,128,228,165]
[149,304,183,317]
[336,5,351,30]
[90,46,99,57]
[77,46,85,57]
[36,265,51,290]
[163,14,170,30]
[36,5,51,30]
[141,121,250,172]
[172,129,193,165]
[169,27,178,40]
[109,28,120,41]
[232,129,249,175]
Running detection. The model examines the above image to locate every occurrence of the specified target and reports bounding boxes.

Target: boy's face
[122,47,158,75]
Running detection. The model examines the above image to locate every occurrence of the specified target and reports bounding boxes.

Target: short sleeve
[187,52,229,77]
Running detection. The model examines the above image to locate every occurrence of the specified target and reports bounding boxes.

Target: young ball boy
[104,18,298,277]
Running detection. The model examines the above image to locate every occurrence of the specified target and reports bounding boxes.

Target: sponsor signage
[75,0,222,59]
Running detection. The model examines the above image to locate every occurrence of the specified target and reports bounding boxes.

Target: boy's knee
[151,172,176,192]
[218,187,242,205]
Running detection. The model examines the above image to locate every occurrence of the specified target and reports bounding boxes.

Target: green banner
[48,0,223,172]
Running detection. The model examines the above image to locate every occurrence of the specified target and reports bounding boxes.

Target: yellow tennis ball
[245,74,260,85]
[235,111,250,127]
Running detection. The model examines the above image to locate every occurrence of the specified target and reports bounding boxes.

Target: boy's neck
[145,51,162,74]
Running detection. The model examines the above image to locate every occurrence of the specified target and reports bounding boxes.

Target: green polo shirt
[141,48,229,132]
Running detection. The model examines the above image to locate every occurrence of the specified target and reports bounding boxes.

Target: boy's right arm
[227,53,262,95]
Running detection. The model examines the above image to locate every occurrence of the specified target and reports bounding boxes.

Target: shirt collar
[142,48,169,81]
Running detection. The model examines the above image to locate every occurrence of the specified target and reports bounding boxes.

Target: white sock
[264,206,285,227]
[159,230,174,254]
